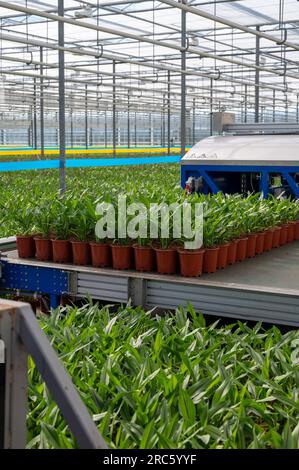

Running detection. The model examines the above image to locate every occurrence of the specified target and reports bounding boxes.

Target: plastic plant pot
[111,245,133,270]
[263,229,274,252]
[236,237,248,262]
[154,247,177,275]
[246,233,257,258]
[203,247,219,274]
[227,240,237,266]
[255,232,266,255]
[16,235,36,259]
[52,239,72,264]
[287,222,296,243]
[34,237,52,261]
[295,221,299,241]
[133,245,155,272]
[217,244,229,269]
[279,225,289,246]
[90,242,111,268]
[71,240,91,266]
[272,227,282,248]
[178,248,205,277]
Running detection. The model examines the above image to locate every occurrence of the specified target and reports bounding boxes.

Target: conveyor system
[181,114,299,198]
[1,238,299,327]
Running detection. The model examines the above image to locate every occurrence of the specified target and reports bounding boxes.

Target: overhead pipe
[0,2,299,83]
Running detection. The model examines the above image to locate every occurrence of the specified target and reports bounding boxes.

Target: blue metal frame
[181,164,299,198]
[0,262,69,308]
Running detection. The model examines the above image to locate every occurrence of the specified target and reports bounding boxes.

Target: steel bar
[40,47,44,158]
[112,60,116,157]
[181,0,186,157]
[255,26,260,123]
[167,70,171,155]
[58,0,66,193]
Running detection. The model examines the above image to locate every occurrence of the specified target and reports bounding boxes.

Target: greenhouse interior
[0,0,299,455]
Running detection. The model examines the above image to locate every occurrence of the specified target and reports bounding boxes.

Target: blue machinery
[181,119,299,198]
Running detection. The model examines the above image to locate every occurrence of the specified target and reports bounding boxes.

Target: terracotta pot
[16,235,35,259]
[236,237,248,262]
[217,244,229,269]
[34,237,52,261]
[295,221,299,241]
[154,247,177,274]
[255,232,266,255]
[178,248,205,277]
[246,234,257,258]
[51,239,72,263]
[133,245,155,272]
[272,227,282,248]
[263,229,274,252]
[90,242,111,268]
[71,240,91,266]
[203,247,219,274]
[279,224,289,246]
[111,244,133,270]
[287,222,296,243]
[227,240,237,265]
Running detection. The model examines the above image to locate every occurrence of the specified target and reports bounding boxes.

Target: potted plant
[202,217,220,274]
[51,198,73,264]
[111,236,134,270]
[15,205,36,258]
[133,235,155,272]
[90,234,112,268]
[33,202,53,261]
[69,199,93,266]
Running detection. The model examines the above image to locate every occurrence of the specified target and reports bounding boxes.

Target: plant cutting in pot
[33,201,54,261]
[202,213,220,274]
[134,235,155,272]
[111,236,134,270]
[51,197,73,264]
[15,204,36,259]
[69,198,94,266]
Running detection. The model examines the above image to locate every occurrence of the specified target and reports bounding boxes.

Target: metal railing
[0,299,107,449]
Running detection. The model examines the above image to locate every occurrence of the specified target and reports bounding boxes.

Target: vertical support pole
[244,84,248,123]
[0,340,5,449]
[112,60,116,157]
[273,89,276,122]
[33,70,37,149]
[167,70,171,155]
[161,94,165,148]
[70,108,74,148]
[149,113,152,146]
[40,47,45,158]
[58,0,66,193]
[181,0,187,157]
[192,97,195,144]
[127,90,130,149]
[210,78,213,136]
[255,26,260,123]
[85,84,88,150]
[1,311,28,449]
[104,110,107,147]
[296,94,299,123]
[134,112,137,147]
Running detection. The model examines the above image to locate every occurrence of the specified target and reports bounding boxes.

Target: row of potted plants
[15,192,299,278]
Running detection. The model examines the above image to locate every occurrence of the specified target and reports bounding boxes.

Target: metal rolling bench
[1,237,299,327]
[0,299,107,449]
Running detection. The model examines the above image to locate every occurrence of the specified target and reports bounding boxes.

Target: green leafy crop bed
[27,303,299,449]
[0,165,180,238]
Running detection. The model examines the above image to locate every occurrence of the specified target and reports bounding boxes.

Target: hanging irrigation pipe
[0,33,295,99]
[0,52,292,100]
[0,2,298,83]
